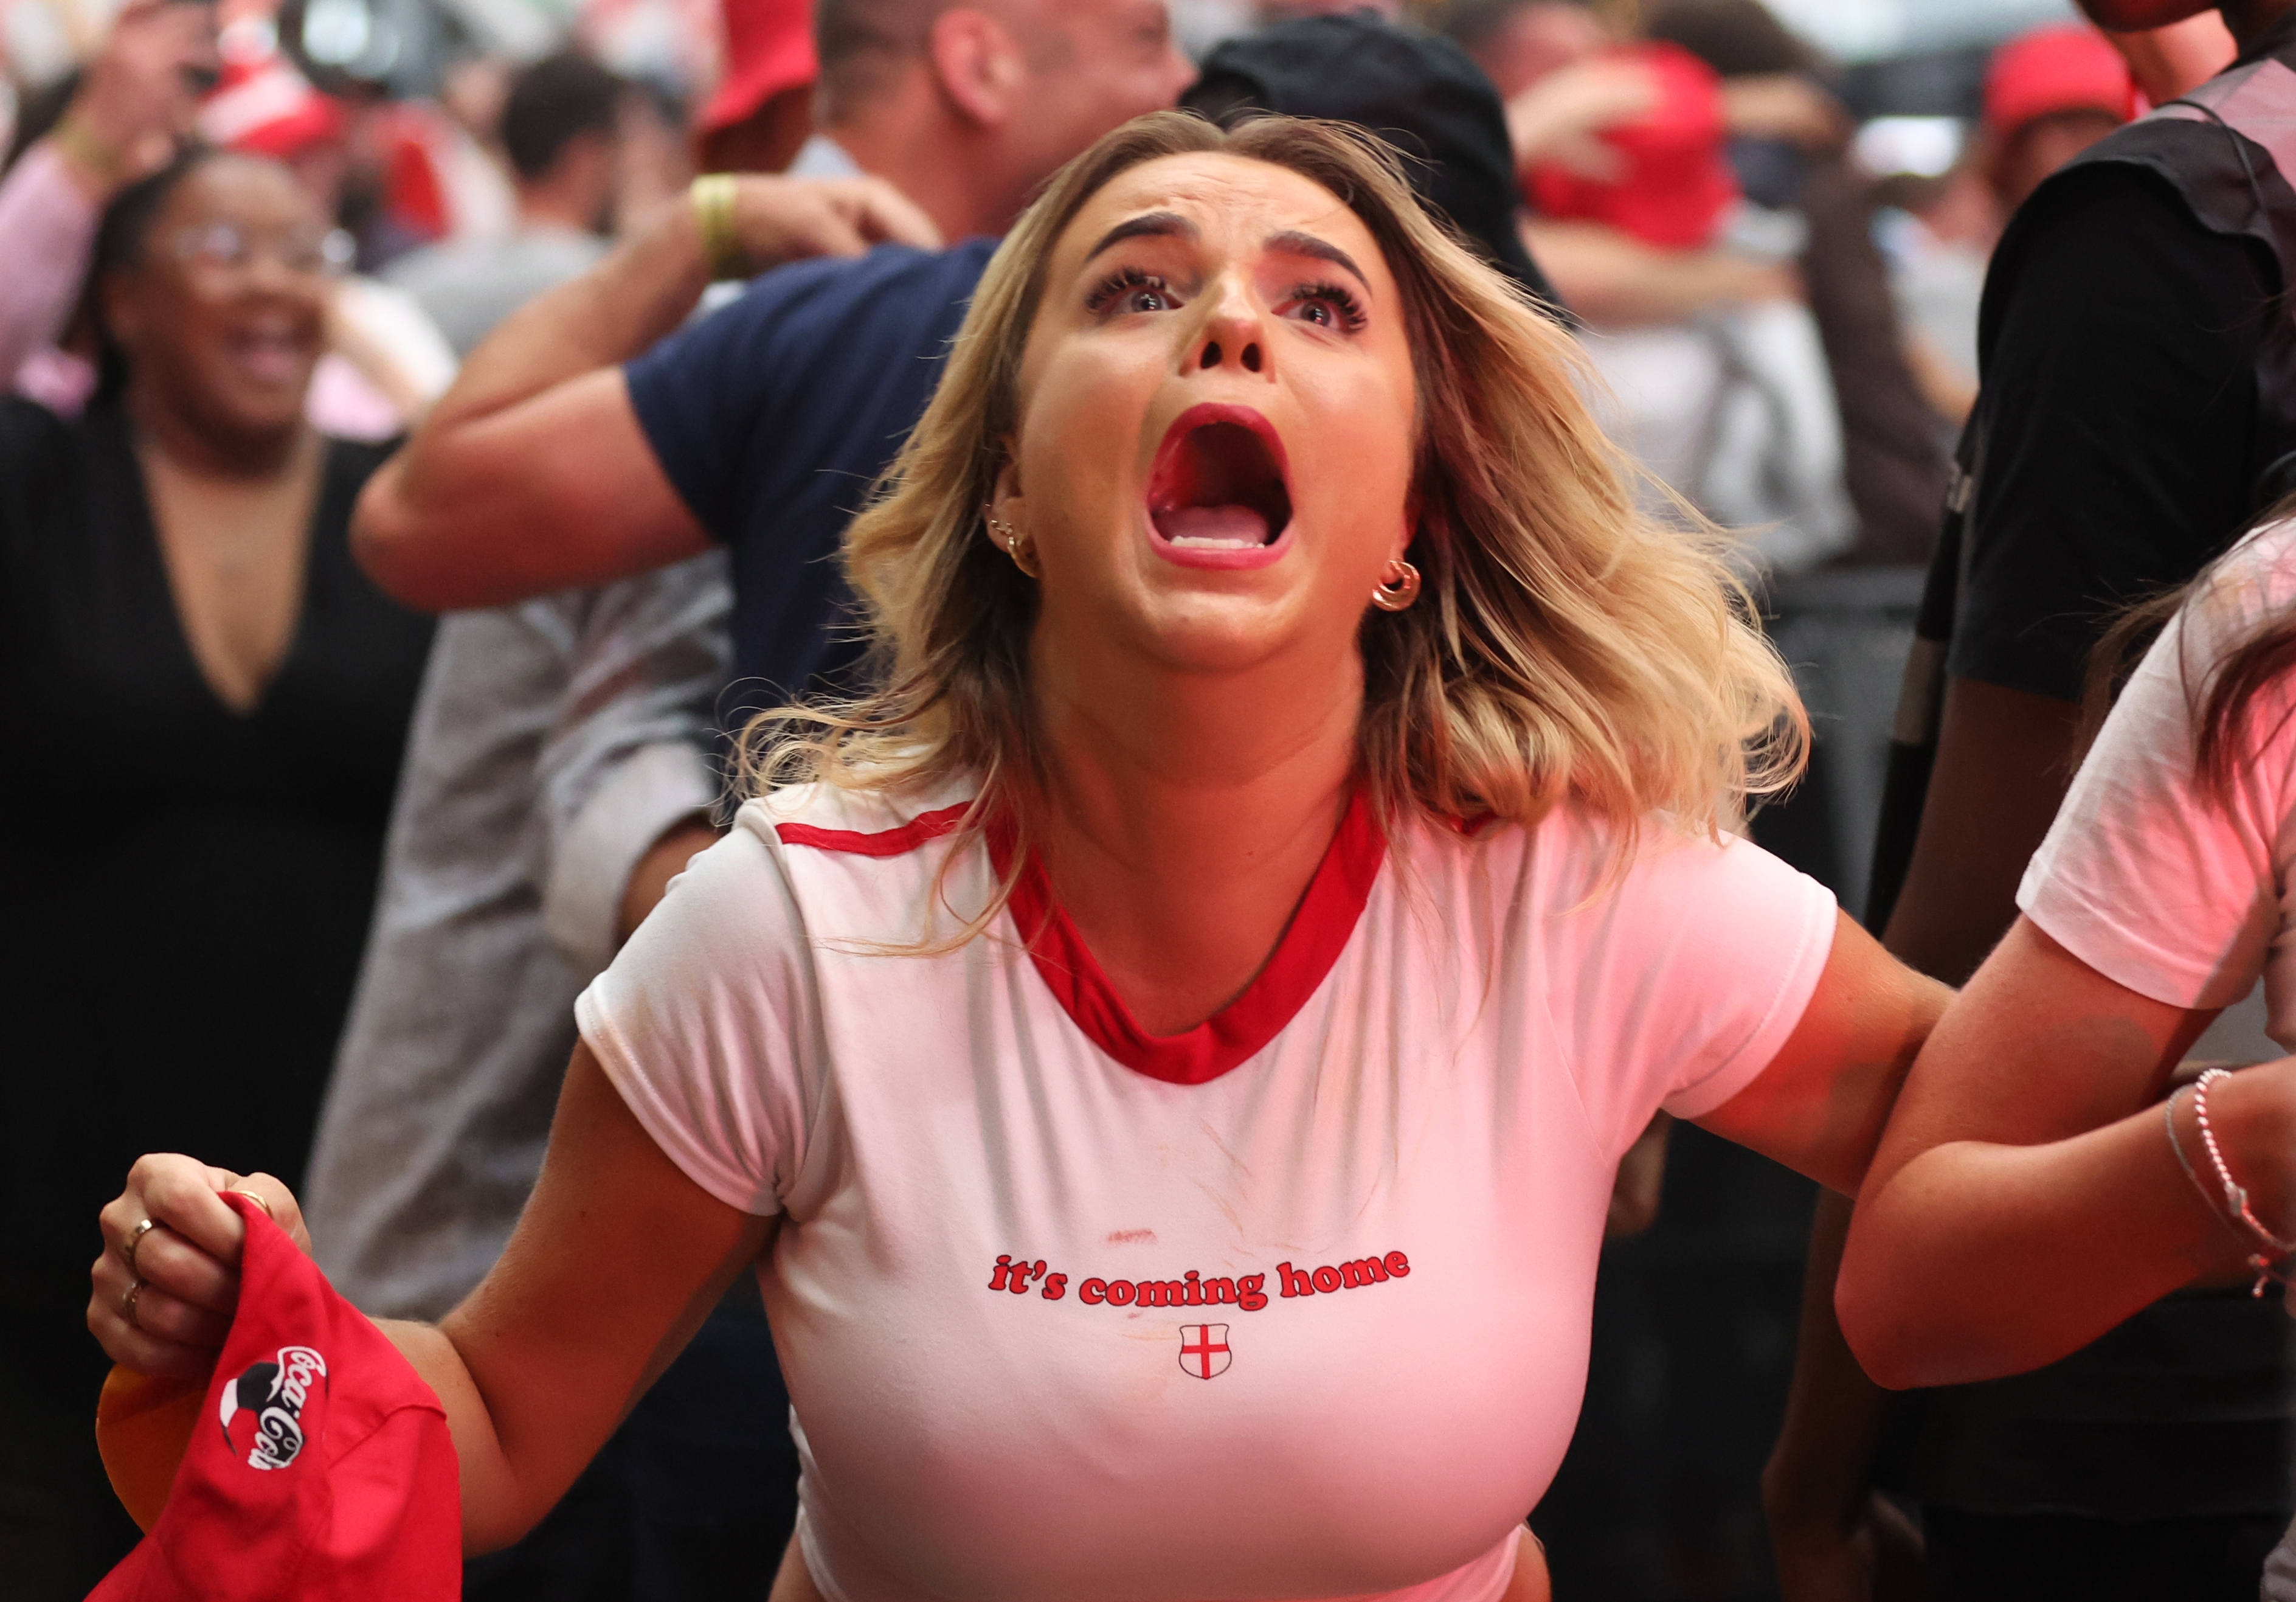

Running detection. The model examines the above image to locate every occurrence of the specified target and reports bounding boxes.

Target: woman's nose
[1192,286,1269,377]
[243,251,302,296]
[1197,336,1263,373]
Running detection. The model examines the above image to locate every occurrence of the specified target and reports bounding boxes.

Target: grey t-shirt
[302,560,731,1319]
[386,228,611,358]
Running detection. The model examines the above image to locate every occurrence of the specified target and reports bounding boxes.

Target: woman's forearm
[365,1049,778,1553]
[379,1319,534,1554]
[1523,219,1793,329]
[0,144,102,384]
[1838,1095,2250,1389]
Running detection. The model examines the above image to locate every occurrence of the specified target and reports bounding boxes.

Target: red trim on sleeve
[775,802,974,857]
[987,792,1386,1086]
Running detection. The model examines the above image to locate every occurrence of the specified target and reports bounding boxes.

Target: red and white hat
[89,1191,460,1601]
[199,56,350,159]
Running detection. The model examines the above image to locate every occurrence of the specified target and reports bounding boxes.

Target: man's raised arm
[353,175,939,611]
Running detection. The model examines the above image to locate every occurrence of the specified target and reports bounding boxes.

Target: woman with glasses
[0,145,432,1598]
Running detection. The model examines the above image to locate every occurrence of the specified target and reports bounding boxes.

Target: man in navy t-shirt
[621,237,1000,727]
[354,0,1191,646]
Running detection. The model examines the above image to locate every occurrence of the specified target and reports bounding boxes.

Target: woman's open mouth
[1146,403,1293,569]
[224,322,316,387]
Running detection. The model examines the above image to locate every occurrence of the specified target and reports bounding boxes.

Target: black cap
[1181,12,1566,318]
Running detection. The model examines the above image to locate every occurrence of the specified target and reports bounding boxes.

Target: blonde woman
[90,113,1943,1602]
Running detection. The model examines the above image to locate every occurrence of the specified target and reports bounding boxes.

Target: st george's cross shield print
[1178,1324,1231,1379]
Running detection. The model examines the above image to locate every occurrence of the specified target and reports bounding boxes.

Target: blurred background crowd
[0,0,2260,1598]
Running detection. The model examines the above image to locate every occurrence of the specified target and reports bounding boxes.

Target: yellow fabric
[96,1363,205,1533]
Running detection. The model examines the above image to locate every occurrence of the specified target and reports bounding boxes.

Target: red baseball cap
[699,0,816,136]
[1525,41,1741,252]
[89,1191,460,1601]
[1985,24,2135,137]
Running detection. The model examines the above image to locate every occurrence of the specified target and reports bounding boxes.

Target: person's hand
[1720,75,1852,153]
[89,1155,309,1381]
[1768,1487,1924,1602]
[1505,58,1659,179]
[52,0,220,198]
[731,174,944,268]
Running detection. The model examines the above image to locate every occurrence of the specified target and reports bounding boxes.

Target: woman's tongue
[1153,503,1268,549]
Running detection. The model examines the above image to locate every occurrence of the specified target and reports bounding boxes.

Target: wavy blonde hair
[747,111,1805,913]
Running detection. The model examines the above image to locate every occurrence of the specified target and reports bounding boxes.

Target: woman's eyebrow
[1083,210,1197,263]
[1266,229,1371,296]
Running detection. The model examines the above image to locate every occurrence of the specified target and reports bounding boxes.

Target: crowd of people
[8,0,2296,1598]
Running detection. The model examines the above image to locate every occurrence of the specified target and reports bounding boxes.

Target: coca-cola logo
[216,1345,327,1471]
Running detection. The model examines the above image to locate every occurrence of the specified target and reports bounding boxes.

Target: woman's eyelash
[1290,281,1367,333]
[1086,266,1170,314]
[1082,269,1363,331]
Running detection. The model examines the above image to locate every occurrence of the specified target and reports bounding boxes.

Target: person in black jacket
[1769,4,2296,1598]
[0,146,433,1600]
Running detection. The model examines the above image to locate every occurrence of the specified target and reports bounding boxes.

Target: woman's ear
[984,448,1041,577]
[1391,487,1422,565]
[985,448,1025,550]
[98,270,143,358]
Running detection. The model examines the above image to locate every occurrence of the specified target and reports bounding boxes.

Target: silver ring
[123,1216,159,1278]
[120,1278,145,1330]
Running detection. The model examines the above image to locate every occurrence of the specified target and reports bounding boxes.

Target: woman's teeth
[230,330,305,382]
[1153,505,1270,548]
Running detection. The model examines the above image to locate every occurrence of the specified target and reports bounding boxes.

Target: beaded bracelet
[2189,1067,2296,1295]
[2164,1083,2224,1213]
[690,174,745,282]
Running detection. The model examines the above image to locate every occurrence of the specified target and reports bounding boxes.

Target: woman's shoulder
[736,779,983,860]
[0,399,123,556]
[2186,516,2296,651]
[0,392,71,439]
[0,393,90,473]
[1398,802,1805,915]
[1402,800,1724,865]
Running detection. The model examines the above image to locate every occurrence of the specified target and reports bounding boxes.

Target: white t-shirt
[576,783,1836,1602]
[2021,516,2296,1047]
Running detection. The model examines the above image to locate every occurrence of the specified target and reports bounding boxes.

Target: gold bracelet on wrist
[690,174,746,282]
[50,114,124,190]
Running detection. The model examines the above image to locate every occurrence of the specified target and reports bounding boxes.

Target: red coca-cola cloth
[90,1190,460,1601]
[1524,41,1740,251]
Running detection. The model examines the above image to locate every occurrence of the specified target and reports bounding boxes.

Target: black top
[1945,161,2276,702]
[623,238,997,731]
[0,400,434,1344]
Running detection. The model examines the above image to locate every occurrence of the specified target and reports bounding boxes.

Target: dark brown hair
[2083,502,2296,798]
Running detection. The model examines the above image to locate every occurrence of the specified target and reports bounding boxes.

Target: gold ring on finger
[120,1278,145,1330]
[123,1216,159,1278]
[230,1190,274,1221]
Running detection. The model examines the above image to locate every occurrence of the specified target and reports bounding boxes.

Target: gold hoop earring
[1370,557,1420,612]
[986,513,1039,579]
